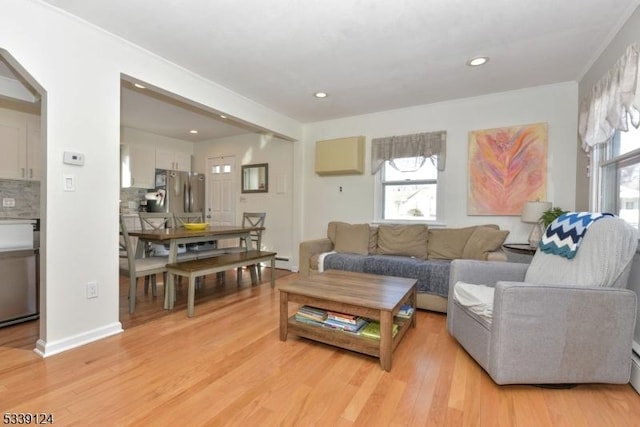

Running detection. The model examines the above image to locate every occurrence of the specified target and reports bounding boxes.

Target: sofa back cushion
[377,224,428,259]
[427,226,477,260]
[462,226,509,260]
[368,226,379,254]
[327,221,349,245]
[334,223,370,255]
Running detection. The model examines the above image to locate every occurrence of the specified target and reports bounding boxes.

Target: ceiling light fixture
[466,56,489,67]
[220,114,227,119]
[133,82,146,89]
[314,92,328,98]
[189,129,198,134]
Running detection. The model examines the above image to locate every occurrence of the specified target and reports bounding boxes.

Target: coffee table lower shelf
[285,315,413,364]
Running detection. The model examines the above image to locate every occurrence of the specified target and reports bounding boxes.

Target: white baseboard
[631,352,640,395]
[34,322,123,358]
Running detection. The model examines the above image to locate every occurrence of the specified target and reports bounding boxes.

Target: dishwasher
[0,219,39,328]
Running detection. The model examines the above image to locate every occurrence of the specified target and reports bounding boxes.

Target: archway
[0,49,46,351]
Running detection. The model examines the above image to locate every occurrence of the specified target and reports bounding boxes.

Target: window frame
[592,120,640,229]
[373,156,444,224]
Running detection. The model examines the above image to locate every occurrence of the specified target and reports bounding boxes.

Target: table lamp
[521,200,552,248]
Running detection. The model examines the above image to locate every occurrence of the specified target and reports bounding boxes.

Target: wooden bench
[166,250,277,317]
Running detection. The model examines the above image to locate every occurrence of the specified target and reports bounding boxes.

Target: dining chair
[119,215,168,313]
[236,212,266,281]
[139,211,174,230]
[174,211,205,227]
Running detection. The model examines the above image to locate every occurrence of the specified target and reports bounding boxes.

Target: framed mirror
[241,163,268,193]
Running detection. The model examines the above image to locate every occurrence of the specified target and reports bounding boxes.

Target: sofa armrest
[486,249,507,262]
[299,238,334,277]
[489,282,637,384]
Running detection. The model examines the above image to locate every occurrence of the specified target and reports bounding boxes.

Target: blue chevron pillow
[538,212,614,259]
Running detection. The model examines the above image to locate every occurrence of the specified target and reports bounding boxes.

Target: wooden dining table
[127,224,265,308]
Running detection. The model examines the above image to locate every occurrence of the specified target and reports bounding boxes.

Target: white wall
[193,134,295,269]
[298,82,578,267]
[121,127,194,156]
[1,0,300,356]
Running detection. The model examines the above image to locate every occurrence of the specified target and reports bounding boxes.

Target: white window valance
[579,43,640,151]
[371,130,446,174]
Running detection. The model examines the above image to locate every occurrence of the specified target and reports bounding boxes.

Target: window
[599,118,640,229]
[380,156,438,220]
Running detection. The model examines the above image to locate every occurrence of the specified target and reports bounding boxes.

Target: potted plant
[540,207,568,229]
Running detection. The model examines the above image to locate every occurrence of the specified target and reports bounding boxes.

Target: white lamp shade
[521,201,552,223]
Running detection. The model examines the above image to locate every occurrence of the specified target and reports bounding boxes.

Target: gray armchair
[447,216,638,385]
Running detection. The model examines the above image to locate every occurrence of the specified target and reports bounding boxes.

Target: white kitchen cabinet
[0,111,40,181]
[121,144,156,189]
[26,117,41,181]
[156,149,191,171]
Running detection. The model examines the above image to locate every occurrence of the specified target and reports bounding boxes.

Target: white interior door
[206,156,236,246]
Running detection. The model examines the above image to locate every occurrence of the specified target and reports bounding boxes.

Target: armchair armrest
[489,282,637,384]
[448,260,528,295]
[299,238,334,277]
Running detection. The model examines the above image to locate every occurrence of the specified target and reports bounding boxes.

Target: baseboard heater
[630,343,640,394]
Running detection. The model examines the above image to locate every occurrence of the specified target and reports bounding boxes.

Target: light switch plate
[63,175,75,191]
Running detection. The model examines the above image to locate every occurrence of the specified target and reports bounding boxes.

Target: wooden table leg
[187,274,196,317]
[279,290,288,341]
[411,287,417,328]
[249,265,258,285]
[270,257,276,288]
[165,271,174,309]
[379,310,393,371]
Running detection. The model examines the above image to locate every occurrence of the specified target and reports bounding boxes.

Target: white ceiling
[22,1,640,140]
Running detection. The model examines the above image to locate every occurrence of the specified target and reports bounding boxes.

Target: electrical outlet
[2,198,15,207]
[87,281,98,299]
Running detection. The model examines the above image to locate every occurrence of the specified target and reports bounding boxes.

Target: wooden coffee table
[279,269,417,371]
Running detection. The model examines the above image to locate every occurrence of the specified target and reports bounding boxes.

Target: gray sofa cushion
[323,253,451,297]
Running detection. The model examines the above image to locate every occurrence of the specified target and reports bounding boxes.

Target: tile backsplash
[120,187,148,214]
[0,180,151,218]
[0,179,40,219]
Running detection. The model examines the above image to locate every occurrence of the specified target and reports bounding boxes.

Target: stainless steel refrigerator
[148,169,205,215]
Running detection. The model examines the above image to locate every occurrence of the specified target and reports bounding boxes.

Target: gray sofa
[446,216,639,385]
[299,221,509,312]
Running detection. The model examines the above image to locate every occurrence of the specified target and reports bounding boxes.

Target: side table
[502,243,537,256]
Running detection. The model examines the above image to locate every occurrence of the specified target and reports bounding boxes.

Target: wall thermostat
[63,151,85,166]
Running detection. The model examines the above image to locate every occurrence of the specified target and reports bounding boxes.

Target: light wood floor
[1,270,640,426]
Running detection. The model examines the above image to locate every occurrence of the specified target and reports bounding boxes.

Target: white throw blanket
[525,217,638,288]
[317,251,336,273]
[453,281,495,322]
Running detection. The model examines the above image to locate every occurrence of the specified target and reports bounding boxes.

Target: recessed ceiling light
[314,92,328,98]
[133,82,146,89]
[220,114,227,119]
[467,57,489,67]
[189,129,198,134]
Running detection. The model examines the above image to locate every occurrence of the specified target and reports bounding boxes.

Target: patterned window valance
[578,43,640,151]
[370,130,446,174]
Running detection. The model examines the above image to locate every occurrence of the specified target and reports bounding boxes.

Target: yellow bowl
[183,222,208,231]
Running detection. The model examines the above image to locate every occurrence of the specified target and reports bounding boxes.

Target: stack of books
[396,304,415,319]
[324,310,368,333]
[360,321,399,340]
[295,305,328,327]
[294,306,369,334]
[294,305,412,338]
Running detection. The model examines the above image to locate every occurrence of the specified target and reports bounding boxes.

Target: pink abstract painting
[468,123,547,215]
